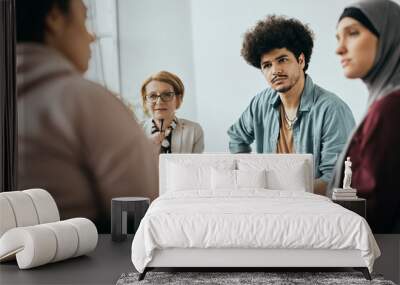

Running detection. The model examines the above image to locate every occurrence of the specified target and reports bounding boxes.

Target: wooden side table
[332,198,366,218]
[111,197,150,242]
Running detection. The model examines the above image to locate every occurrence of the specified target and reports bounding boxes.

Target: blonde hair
[140,71,185,116]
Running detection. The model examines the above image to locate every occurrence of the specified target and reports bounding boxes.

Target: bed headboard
[159,153,314,195]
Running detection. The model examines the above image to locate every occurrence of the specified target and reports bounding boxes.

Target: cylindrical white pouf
[1,192,39,227]
[23,189,60,223]
[0,226,57,269]
[65,218,98,257]
[0,196,17,237]
[42,221,79,262]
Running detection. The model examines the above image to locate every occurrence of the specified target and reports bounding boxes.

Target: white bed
[131,154,380,280]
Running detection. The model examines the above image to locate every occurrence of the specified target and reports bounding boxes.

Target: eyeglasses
[145,92,176,103]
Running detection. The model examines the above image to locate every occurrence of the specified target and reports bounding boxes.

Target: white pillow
[267,161,307,191]
[211,168,236,189]
[237,159,309,191]
[168,163,206,191]
[236,169,267,188]
[211,169,267,190]
[167,160,235,191]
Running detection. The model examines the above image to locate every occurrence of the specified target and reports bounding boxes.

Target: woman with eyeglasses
[140,71,204,153]
[331,0,400,233]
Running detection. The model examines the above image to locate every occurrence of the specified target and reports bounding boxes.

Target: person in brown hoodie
[16,0,159,233]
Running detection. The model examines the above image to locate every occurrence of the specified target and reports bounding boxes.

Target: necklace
[161,119,177,148]
[151,118,178,150]
[282,105,298,130]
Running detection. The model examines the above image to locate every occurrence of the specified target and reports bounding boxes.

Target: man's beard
[275,85,293,93]
[273,73,300,93]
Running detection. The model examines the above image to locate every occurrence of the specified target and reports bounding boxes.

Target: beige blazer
[16,44,159,233]
[142,118,204,153]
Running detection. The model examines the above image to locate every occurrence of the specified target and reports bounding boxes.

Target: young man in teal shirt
[228,15,355,195]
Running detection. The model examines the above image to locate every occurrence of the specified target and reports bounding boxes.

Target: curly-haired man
[227,15,355,195]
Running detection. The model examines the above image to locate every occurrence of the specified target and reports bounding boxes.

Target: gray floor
[373,234,400,284]
[0,234,399,285]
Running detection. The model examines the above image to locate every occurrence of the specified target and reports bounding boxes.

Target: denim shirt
[227,75,355,183]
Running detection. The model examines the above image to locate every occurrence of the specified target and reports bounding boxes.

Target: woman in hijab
[333,0,400,233]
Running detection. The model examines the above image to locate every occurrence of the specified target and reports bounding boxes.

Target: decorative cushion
[211,169,267,190]
[237,159,309,191]
[236,169,267,189]
[211,168,236,189]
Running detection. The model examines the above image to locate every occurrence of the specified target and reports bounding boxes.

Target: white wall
[117,0,399,151]
[117,0,197,121]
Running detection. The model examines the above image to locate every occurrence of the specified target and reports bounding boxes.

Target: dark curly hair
[241,15,314,71]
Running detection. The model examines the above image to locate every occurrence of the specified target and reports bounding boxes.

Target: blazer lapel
[171,118,183,153]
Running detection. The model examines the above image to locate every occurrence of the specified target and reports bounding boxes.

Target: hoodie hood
[16,43,77,96]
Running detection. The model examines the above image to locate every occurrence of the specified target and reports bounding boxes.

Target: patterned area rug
[117,271,396,285]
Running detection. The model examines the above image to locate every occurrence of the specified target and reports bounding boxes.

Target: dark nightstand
[332,198,366,218]
[111,197,150,242]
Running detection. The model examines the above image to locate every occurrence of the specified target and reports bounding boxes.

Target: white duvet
[131,190,380,273]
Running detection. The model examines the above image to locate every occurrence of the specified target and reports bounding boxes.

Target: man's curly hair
[241,15,314,71]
